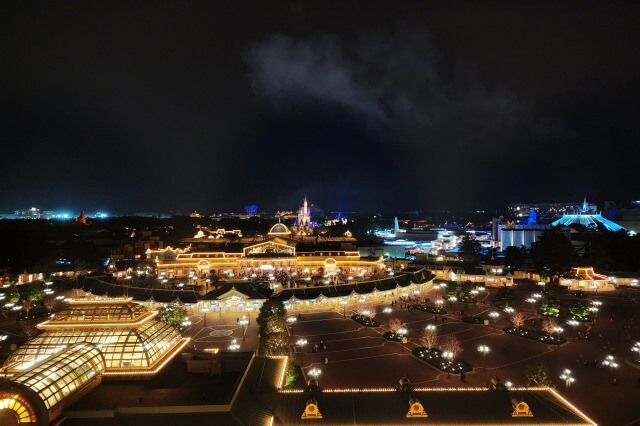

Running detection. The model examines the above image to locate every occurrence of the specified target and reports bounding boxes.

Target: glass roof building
[3,298,189,378]
[0,343,105,426]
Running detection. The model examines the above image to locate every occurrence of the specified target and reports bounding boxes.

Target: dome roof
[268,222,291,235]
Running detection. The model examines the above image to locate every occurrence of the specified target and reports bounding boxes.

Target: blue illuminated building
[551,197,625,232]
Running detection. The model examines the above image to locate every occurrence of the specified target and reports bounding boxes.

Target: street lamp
[477,344,490,371]
[309,367,321,387]
[560,369,574,388]
[383,307,392,314]
[202,306,210,327]
[297,338,307,367]
[398,327,407,353]
[631,341,640,362]
[449,296,457,312]
[341,299,347,317]
[566,320,579,339]
[228,339,240,351]
[504,307,514,314]
[435,283,446,299]
[489,311,500,331]
[552,326,564,348]
[181,318,192,332]
[435,299,444,311]
[525,297,536,314]
[239,316,249,341]
[603,355,618,378]
[442,351,454,378]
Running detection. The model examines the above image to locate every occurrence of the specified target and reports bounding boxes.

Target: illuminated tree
[158,301,188,330]
[388,318,402,334]
[439,334,463,360]
[43,295,58,314]
[257,300,287,338]
[421,327,438,352]
[264,332,292,357]
[510,311,526,331]
[266,316,288,335]
[27,282,45,303]
[6,286,20,304]
[22,299,33,317]
[368,306,376,320]
[525,361,555,388]
[541,318,557,335]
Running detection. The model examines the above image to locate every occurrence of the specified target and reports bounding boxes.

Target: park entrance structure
[2,298,189,378]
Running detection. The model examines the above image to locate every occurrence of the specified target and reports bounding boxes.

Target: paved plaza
[188,281,640,426]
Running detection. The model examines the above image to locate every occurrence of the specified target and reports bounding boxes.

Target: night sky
[1,1,639,214]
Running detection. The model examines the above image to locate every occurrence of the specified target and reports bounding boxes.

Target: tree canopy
[531,228,575,283]
[459,234,481,261]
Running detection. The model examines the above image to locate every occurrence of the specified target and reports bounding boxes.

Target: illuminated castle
[296,196,311,227]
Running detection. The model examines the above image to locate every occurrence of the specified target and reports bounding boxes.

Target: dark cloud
[245,29,575,209]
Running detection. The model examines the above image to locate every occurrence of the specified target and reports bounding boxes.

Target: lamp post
[435,283,446,299]
[341,299,347,317]
[449,296,457,313]
[537,281,546,300]
[443,351,453,378]
[525,297,536,314]
[591,300,602,320]
[560,369,574,388]
[239,316,249,341]
[632,341,640,362]
[309,367,321,388]
[228,339,240,351]
[435,299,444,312]
[489,311,500,332]
[297,338,307,367]
[603,355,618,379]
[477,344,490,371]
[504,307,514,314]
[202,306,210,327]
[552,326,564,348]
[398,327,407,353]
[566,320,579,339]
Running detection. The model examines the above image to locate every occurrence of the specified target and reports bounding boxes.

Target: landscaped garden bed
[413,304,446,314]
[382,331,402,342]
[504,326,566,345]
[412,347,472,374]
[462,316,484,324]
[351,314,380,327]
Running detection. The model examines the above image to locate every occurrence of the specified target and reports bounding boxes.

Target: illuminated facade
[499,224,551,250]
[2,298,189,378]
[148,224,385,279]
[551,197,624,232]
[559,267,612,291]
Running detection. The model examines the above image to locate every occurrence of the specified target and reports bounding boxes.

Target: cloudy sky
[1,1,638,214]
